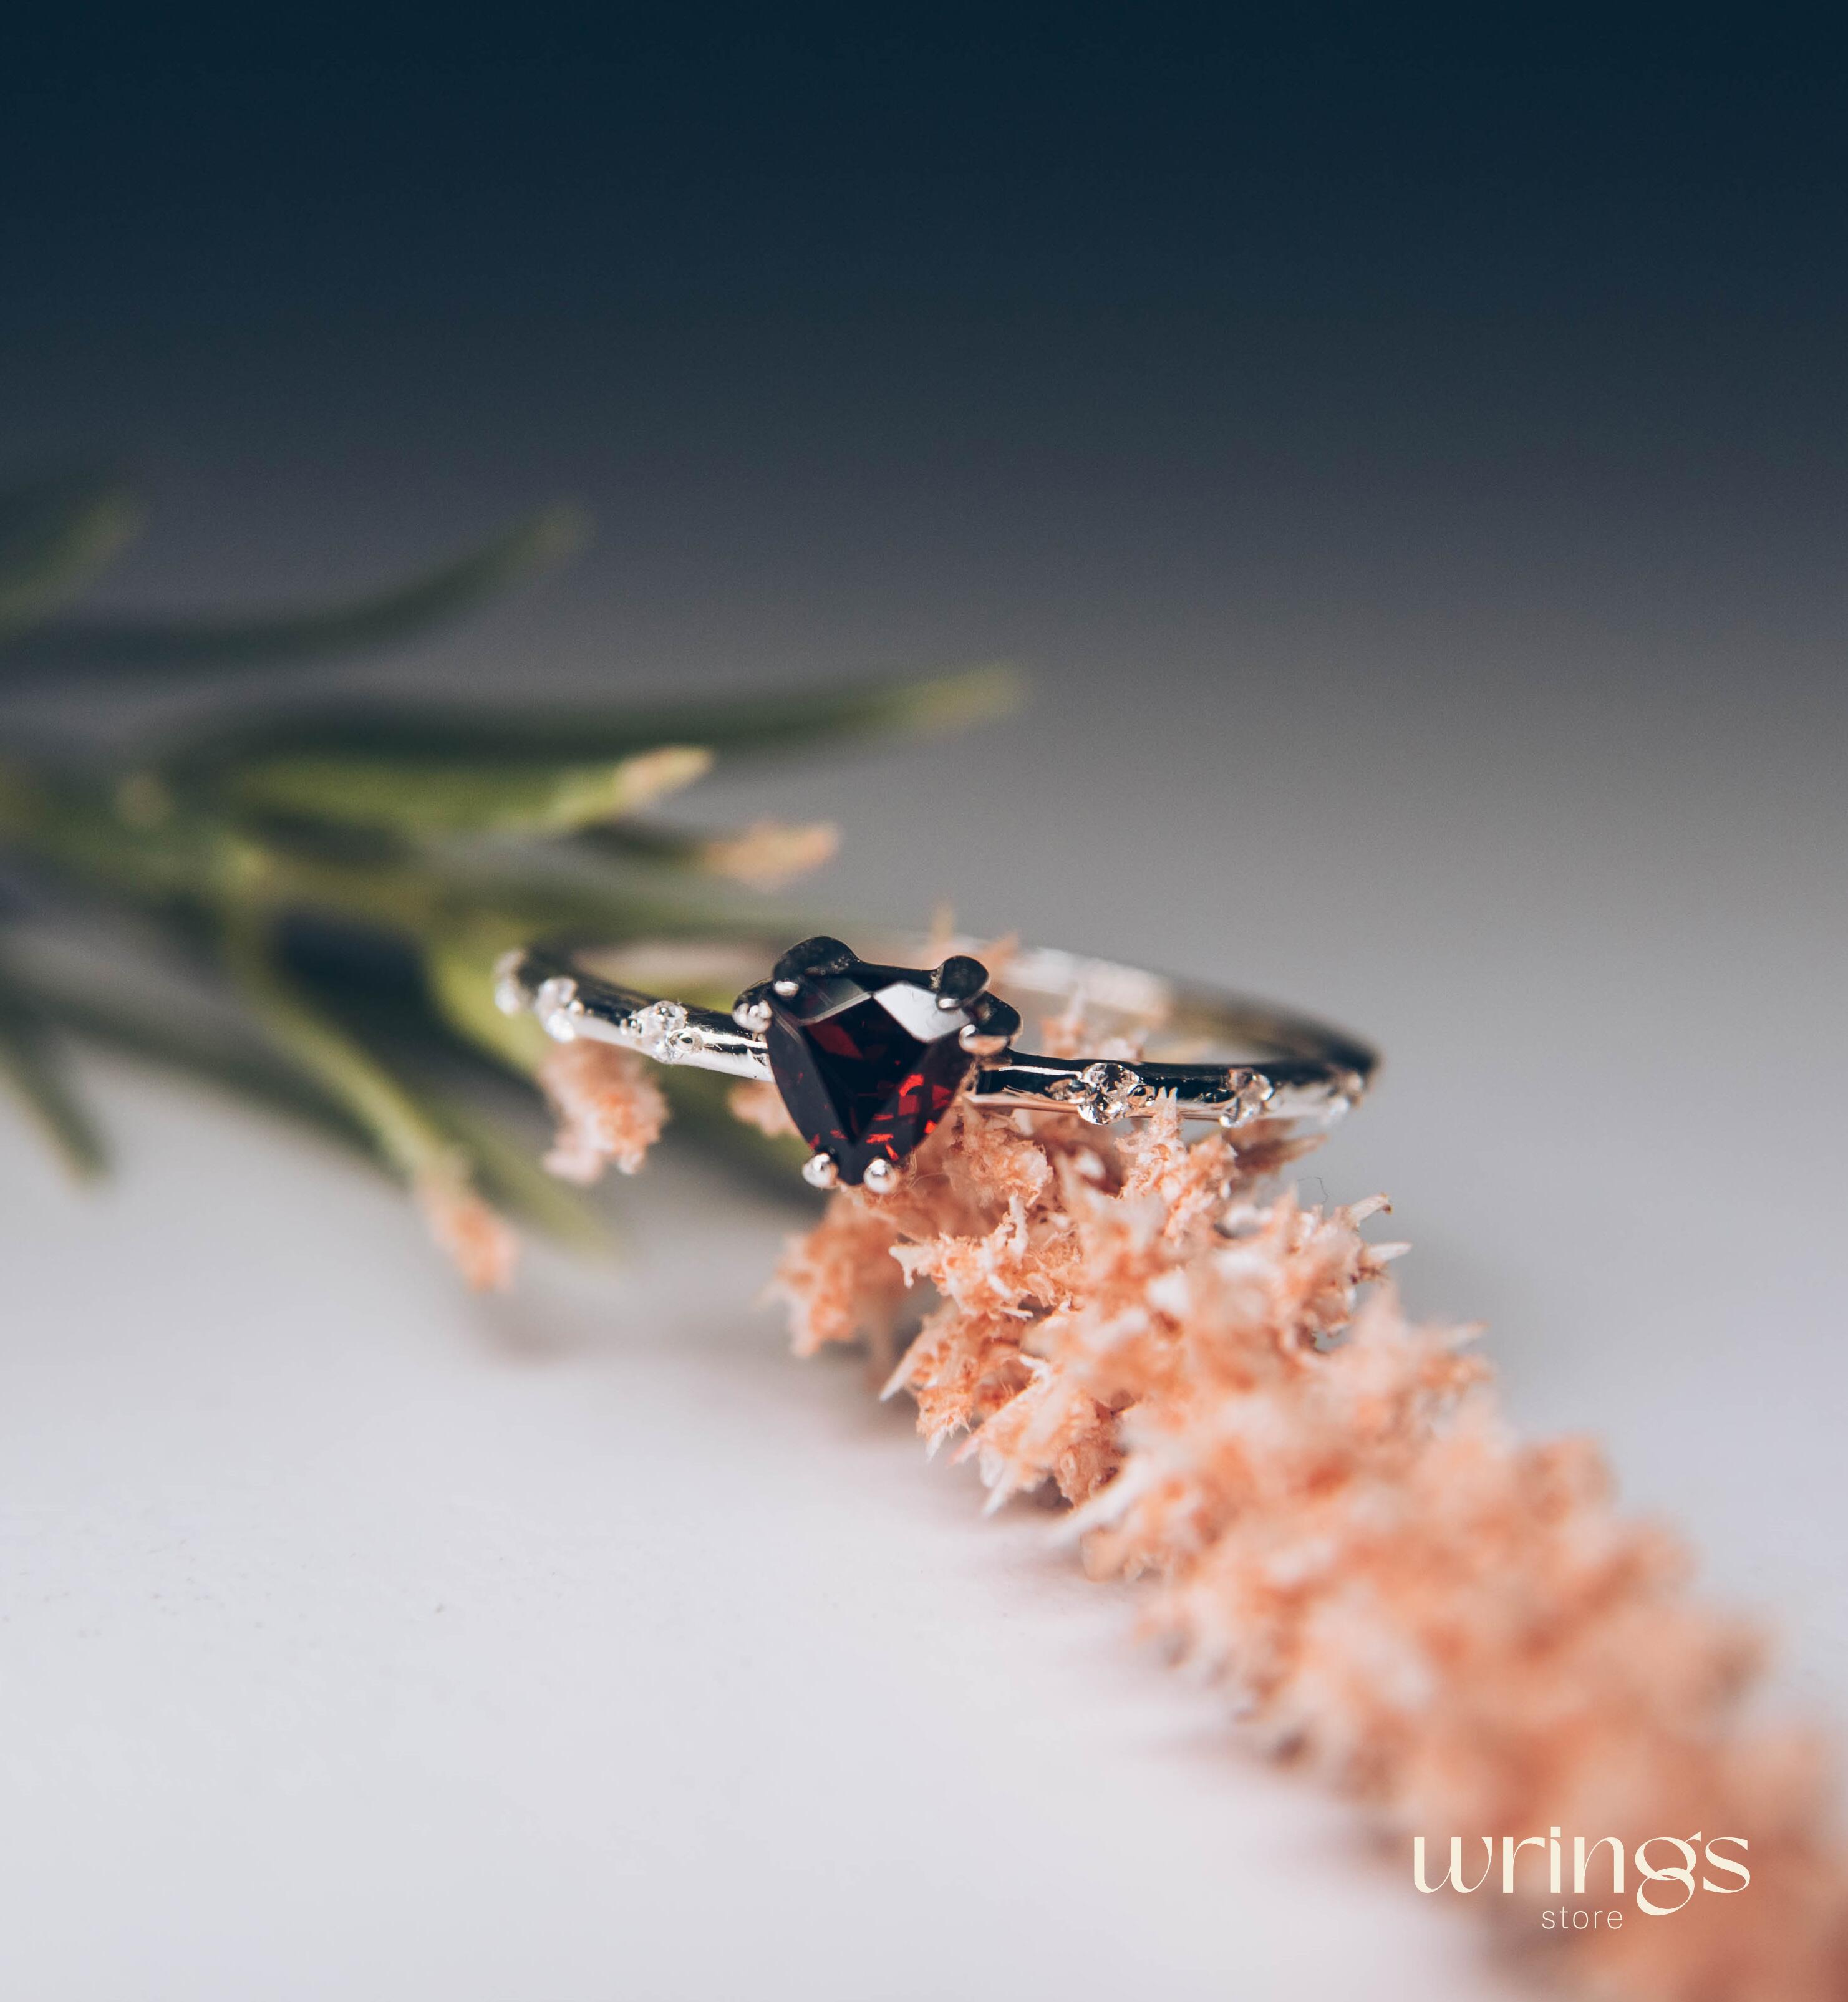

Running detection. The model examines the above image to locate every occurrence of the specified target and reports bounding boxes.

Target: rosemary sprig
[0,502,586,679]
[0,949,110,1179]
[0,474,143,639]
[0,471,1020,1278]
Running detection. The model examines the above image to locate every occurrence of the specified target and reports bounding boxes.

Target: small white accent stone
[1060,1060,1141,1125]
[1217,1068,1275,1128]
[535,976,581,1042]
[629,1000,695,1063]
[491,951,527,1018]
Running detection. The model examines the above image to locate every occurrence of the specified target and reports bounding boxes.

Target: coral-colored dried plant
[761,1091,1848,2001]
[538,1041,668,1184]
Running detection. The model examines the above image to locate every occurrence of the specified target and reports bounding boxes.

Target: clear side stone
[1058,1060,1143,1125]
[492,951,528,1018]
[535,976,581,1041]
[629,1000,696,1063]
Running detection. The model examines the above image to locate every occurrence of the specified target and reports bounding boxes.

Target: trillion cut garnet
[766,970,975,1186]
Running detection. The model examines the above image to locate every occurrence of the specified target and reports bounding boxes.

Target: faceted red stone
[767,974,974,1185]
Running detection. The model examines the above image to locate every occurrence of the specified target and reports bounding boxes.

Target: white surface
[2,1075,1524,2002]
[2,593,1844,2000]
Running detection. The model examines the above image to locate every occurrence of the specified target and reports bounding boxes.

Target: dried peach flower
[538,1040,667,1183]
[767,1086,1848,2000]
[727,1077,798,1138]
[700,818,840,889]
[414,1163,518,1291]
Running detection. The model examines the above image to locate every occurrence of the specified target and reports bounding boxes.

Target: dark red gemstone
[767,973,974,1185]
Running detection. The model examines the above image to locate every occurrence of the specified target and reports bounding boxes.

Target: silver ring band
[499,932,1375,1184]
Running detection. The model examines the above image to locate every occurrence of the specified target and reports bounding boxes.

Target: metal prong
[801,1151,840,1191]
[773,935,856,983]
[931,954,989,1010]
[861,1156,899,1194]
[959,1022,1011,1057]
[968,994,1022,1040]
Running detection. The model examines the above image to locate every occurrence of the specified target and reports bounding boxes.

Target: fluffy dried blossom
[766,1073,1848,1998]
[775,1190,909,1360]
[727,1077,798,1138]
[414,1163,518,1291]
[700,818,839,888]
[539,1039,667,1182]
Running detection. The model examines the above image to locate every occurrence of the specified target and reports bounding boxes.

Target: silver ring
[498,932,1377,1191]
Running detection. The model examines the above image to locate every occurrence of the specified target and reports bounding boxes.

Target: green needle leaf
[0,957,110,1180]
[14,971,381,1167]
[219,911,477,1180]
[1,503,588,680]
[0,474,143,639]
[12,961,607,1250]
[423,921,549,1076]
[216,743,712,838]
[162,662,1025,775]
[428,1091,618,1259]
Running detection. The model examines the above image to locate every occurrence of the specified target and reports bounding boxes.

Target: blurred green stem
[0,953,108,1179]
[220,909,462,1190]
